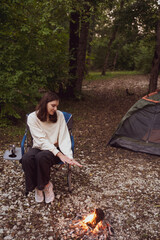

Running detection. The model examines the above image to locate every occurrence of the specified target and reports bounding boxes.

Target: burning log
[70,208,114,239]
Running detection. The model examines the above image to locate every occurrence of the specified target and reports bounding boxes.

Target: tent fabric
[108,91,160,156]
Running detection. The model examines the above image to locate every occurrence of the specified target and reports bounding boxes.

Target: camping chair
[3,111,74,192]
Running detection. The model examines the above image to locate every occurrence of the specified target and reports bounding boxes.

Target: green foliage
[116,42,138,70]
[0,0,69,125]
[90,37,108,70]
[91,37,155,72]
[134,39,155,73]
[0,0,159,125]
[89,0,158,72]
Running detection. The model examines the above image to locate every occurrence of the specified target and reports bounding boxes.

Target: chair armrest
[21,133,27,155]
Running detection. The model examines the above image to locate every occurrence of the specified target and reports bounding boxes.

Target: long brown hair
[36,92,59,122]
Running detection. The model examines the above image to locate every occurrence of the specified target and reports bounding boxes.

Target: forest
[0,0,160,126]
[1,1,160,239]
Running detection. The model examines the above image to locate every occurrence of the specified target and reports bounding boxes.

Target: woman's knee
[21,154,32,171]
[22,152,31,164]
[21,149,38,167]
[35,150,53,166]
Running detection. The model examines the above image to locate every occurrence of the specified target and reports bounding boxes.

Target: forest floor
[0,74,160,240]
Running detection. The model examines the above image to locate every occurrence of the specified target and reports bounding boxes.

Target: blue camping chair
[3,111,74,192]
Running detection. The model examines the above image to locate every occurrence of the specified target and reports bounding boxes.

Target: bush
[0,0,69,125]
[134,40,155,74]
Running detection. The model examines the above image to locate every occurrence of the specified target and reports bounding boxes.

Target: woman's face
[47,100,59,116]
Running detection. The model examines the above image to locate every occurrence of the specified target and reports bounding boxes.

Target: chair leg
[67,164,72,192]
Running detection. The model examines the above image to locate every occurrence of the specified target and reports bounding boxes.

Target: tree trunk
[86,15,95,74]
[148,6,160,93]
[101,29,118,75]
[101,0,124,75]
[66,11,80,97]
[113,50,119,71]
[75,9,90,95]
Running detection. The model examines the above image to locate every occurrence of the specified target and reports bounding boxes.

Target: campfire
[70,208,114,239]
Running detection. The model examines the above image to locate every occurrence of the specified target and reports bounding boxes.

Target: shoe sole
[35,198,44,203]
[45,192,55,203]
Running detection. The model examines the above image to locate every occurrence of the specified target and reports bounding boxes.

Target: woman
[22,91,81,204]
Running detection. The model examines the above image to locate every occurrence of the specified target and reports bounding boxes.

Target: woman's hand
[57,152,82,167]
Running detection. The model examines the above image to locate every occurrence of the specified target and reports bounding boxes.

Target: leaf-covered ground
[0,75,160,240]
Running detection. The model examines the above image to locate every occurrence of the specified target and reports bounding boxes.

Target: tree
[0,0,69,124]
[75,3,90,96]
[101,0,125,75]
[67,10,80,97]
[87,0,157,74]
[149,4,160,92]
[67,0,107,98]
[67,1,91,98]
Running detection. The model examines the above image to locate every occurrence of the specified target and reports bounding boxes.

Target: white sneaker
[44,181,55,203]
[35,188,44,203]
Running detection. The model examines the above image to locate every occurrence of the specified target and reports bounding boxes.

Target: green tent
[108,91,160,155]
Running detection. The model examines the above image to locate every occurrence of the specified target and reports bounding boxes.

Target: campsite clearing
[0,74,160,239]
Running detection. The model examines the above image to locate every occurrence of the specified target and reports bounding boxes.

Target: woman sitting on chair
[21,91,81,204]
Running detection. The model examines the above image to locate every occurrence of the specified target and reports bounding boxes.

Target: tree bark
[86,15,95,74]
[66,6,90,98]
[66,11,80,97]
[101,29,118,75]
[75,8,90,95]
[148,6,160,93]
[113,50,119,71]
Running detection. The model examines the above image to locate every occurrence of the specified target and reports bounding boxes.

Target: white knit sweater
[27,110,73,158]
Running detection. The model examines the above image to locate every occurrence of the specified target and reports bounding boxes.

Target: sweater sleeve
[27,113,59,156]
[58,113,73,159]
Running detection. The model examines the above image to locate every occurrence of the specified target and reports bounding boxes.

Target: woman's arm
[57,112,82,167]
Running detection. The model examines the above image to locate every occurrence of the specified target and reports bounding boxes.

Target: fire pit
[70,208,114,239]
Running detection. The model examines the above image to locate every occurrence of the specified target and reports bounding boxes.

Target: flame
[83,211,96,224]
[93,221,103,233]
[79,211,104,233]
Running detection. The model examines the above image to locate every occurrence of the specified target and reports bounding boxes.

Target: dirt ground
[0,75,160,240]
